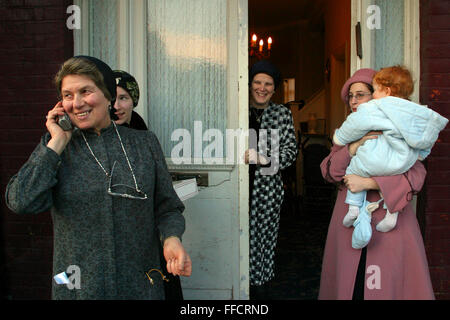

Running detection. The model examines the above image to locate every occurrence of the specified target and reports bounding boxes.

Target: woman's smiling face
[250,73,275,108]
[113,86,134,125]
[61,74,111,134]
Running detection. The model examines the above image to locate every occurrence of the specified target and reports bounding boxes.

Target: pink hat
[341,68,377,105]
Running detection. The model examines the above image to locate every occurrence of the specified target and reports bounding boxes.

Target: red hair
[373,66,414,99]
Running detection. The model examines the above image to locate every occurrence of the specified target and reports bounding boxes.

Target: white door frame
[235,0,250,299]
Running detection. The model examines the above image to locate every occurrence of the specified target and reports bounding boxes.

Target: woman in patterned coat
[5,56,192,299]
[245,60,298,299]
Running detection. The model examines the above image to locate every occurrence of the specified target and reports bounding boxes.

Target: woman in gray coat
[5,56,192,299]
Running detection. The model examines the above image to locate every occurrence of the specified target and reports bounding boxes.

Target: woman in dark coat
[5,56,192,299]
[113,70,148,130]
[245,60,298,299]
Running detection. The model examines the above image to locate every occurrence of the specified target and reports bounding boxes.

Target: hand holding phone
[46,101,73,155]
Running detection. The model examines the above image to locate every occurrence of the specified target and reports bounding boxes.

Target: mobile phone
[58,113,73,131]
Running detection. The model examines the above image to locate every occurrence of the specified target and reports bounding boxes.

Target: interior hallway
[267,185,335,300]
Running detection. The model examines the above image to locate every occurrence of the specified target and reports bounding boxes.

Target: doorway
[248,0,348,299]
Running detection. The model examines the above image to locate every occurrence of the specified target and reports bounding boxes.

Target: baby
[333,66,448,249]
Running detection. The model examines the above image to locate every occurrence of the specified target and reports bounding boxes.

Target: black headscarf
[114,70,140,108]
[74,55,118,120]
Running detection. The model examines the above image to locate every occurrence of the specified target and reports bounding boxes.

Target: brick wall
[420,0,450,300]
[0,0,73,299]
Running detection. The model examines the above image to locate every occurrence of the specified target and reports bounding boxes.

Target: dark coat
[124,111,149,131]
[121,111,184,300]
[5,124,185,299]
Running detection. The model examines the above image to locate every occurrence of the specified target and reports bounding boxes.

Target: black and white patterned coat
[249,102,298,286]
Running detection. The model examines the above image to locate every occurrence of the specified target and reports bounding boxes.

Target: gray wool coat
[5,124,185,299]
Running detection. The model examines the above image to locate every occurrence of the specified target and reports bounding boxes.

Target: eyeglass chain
[80,121,142,192]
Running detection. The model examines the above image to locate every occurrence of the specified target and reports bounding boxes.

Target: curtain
[147,0,228,158]
[88,0,118,68]
[373,0,404,70]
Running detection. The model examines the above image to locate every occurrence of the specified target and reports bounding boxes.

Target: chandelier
[249,34,272,59]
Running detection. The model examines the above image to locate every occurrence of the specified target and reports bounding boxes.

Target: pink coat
[318,144,435,300]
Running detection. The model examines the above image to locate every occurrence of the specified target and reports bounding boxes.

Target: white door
[351,0,420,212]
[351,0,420,102]
[74,0,250,299]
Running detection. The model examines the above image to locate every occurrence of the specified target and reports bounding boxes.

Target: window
[76,0,229,159]
[351,0,419,102]
[147,0,228,157]
[372,0,404,70]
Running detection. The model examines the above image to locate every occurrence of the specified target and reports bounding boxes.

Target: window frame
[73,0,239,172]
[350,0,420,102]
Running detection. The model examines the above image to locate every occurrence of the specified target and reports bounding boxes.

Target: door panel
[372,0,404,70]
